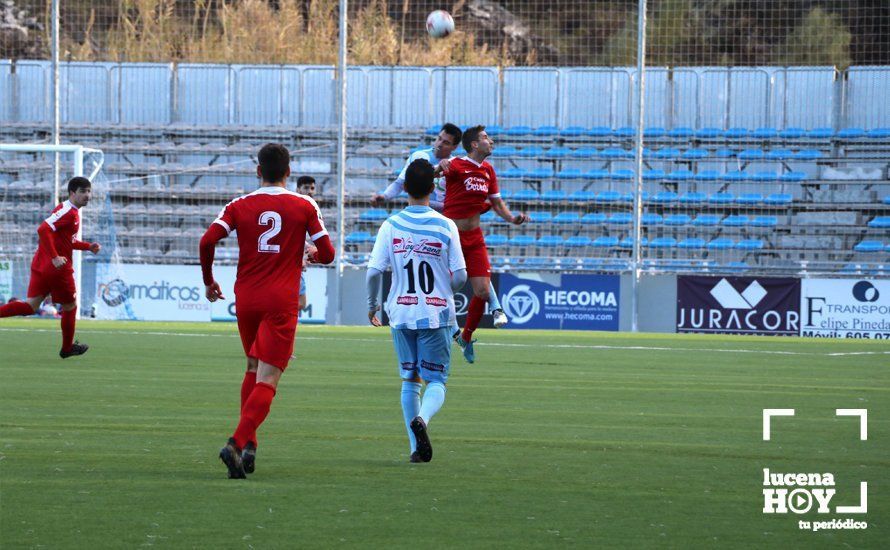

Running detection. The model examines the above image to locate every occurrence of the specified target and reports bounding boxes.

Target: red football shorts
[459,227,491,278]
[28,268,76,304]
[236,307,299,371]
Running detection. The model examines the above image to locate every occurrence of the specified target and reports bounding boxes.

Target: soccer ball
[426,10,455,38]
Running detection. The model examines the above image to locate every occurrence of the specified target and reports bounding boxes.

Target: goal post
[0,143,105,318]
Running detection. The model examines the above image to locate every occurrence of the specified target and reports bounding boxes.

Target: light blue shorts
[299,276,307,297]
[391,327,452,384]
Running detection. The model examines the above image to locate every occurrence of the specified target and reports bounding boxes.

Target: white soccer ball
[426,10,455,38]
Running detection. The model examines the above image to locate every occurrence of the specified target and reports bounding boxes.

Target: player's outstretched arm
[307,235,335,265]
[490,197,528,225]
[372,177,405,205]
[199,224,228,301]
[366,267,384,326]
[451,268,467,291]
[72,240,101,254]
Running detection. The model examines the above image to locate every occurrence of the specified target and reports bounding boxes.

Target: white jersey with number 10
[368,206,466,330]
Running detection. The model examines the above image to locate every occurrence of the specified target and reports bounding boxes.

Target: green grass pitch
[1,319,887,548]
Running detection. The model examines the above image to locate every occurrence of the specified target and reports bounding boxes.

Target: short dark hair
[462,125,486,153]
[403,159,435,199]
[258,143,290,183]
[440,123,462,145]
[297,175,315,187]
[67,177,91,193]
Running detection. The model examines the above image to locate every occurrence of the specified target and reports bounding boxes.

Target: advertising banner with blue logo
[498,273,620,331]
[800,279,890,339]
[95,263,209,321]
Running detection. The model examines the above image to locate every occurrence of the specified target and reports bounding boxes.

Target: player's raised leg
[489,281,508,328]
[0,295,40,318]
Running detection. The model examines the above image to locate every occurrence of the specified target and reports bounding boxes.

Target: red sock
[232,382,276,449]
[240,371,258,447]
[0,301,35,318]
[462,295,485,342]
[61,308,76,352]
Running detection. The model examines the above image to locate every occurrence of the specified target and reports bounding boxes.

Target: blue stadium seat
[619,237,648,248]
[679,192,707,204]
[723,261,750,272]
[793,149,823,160]
[505,125,533,136]
[682,148,709,160]
[425,125,440,135]
[600,147,632,159]
[678,238,706,249]
[592,236,620,248]
[512,189,540,201]
[868,216,890,228]
[559,126,587,137]
[695,127,723,139]
[736,193,764,205]
[607,213,633,225]
[650,191,678,204]
[533,126,558,137]
[565,236,592,247]
[867,128,890,139]
[359,209,388,221]
[537,235,563,247]
[522,257,554,269]
[764,193,793,205]
[541,190,567,202]
[583,169,610,181]
[345,231,373,244]
[750,216,778,227]
[621,191,649,203]
[644,127,667,138]
[480,211,497,223]
[552,211,581,224]
[708,193,735,204]
[780,171,807,182]
[724,127,750,139]
[668,127,694,138]
[652,147,681,159]
[612,169,635,181]
[570,190,599,202]
[708,238,735,250]
[738,149,765,160]
[837,127,865,139]
[525,167,554,179]
[664,214,692,226]
[499,190,513,200]
[751,172,779,183]
[884,196,890,205]
[642,169,666,181]
[737,239,764,250]
[713,148,736,158]
[485,125,503,136]
[806,128,834,139]
[567,147,597,159]
[779,127,805,139]
[557,168,584,180]
[491,146,518,158]
[693,214,722,227]
[614,126,636,138]
[753,127,778,139]
[666,170,695,182]
[517,146,545,158]
[642,213,663,225]
[581,213,608,224]
[649,237,677,249]
[500,167,527,179]
[545,147,572,159]
[721,171,749,183]
[529,211,553,224]
[766,149,793,160]
[587,126,612,137]
[694,170,721,182]
[486,234,508,247]
[722,215,750,227]
[509,234,536,247]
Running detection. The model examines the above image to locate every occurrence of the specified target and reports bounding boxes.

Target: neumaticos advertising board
[677,276,800,336]
[800,279,890,339]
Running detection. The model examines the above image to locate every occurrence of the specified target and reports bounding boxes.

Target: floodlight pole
[630,0,648,333]
[334,0,348,325]
[51,0,61,206]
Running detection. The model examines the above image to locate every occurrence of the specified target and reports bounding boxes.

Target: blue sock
[488,281,502,311]
[401,381,422,452]
[419,382,446,425]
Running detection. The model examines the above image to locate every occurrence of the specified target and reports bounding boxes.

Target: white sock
[419,382,446,425]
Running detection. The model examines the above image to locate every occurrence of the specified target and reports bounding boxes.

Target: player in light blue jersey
[371,122,508,328]
[367,159,467,463]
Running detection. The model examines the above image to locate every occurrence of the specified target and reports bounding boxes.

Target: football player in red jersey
[199,144,335,479]
[436,125,528,363]
[0,177,101,358]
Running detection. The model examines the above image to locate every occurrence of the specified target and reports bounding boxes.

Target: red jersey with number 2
[213,187,327,312]
[442,156,501,220]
